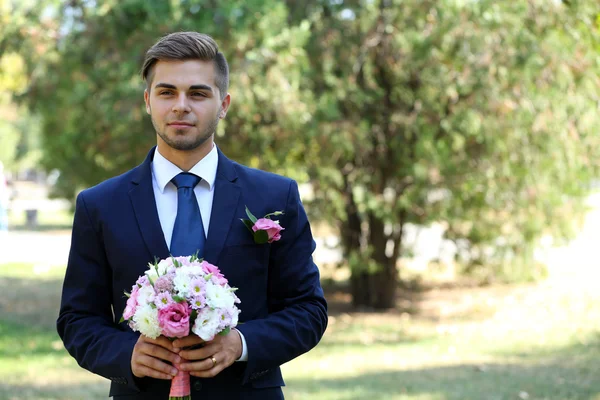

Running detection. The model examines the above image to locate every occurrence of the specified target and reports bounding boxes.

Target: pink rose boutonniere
[241,206,285,244]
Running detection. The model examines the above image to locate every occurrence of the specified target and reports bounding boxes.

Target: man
[57,32,328,400]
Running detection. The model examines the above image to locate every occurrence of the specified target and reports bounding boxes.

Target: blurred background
[1,0,600,399]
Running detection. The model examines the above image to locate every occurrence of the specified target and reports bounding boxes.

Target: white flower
[156,259,173,275]
[145,265,159,284]
[191,308,220,341]
[137,284,156,305]
[179,265,202,277]
[132,305,161,339]
[205,282,235,309]
[173,271,192,296]
[229,307,240,327]
[146,259,174,283]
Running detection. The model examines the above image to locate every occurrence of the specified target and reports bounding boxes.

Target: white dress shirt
[151,145,248,362]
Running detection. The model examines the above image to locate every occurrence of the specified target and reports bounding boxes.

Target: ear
[219,93,231,119]
[144,89,151,114]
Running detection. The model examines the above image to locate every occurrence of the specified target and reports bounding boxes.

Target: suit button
[193,380,202,391]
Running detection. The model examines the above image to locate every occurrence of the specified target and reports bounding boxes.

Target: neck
[157,139,214,171]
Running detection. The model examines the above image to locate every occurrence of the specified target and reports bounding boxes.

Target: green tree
[6,0,600,309]
[293,0,600,308]
[4,0,309,197]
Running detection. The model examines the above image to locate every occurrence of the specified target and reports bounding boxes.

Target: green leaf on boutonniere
[245,206,258,223]
[240,218,255,233]
[119,316,125,323]
[264,211,284,219]
[253,230,269,244]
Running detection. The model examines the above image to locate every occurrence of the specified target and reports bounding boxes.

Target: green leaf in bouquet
[218,327,231,336]
[146,273,156,286]
[254,230,269,244]
[190,251,201,263]
[173,295,186,303]
[245,206,258,223]
[119,316,125,323]
[124,291,130,298]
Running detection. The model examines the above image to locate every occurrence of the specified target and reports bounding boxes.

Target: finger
[189,360,223,378]
[139,342,182,365]
[144,335,180,352]
[179,344,220,362]
[134,364,176,380]
[133,355,178,379]
[180,355,219,373]
[172,335,204,350]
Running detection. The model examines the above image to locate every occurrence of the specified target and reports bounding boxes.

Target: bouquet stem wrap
[169,364,191,400]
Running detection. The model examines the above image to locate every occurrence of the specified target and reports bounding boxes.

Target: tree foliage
[4,0,600,308]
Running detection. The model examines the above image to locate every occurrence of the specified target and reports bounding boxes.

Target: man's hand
[131,335,181,380]
[175,329,243,378]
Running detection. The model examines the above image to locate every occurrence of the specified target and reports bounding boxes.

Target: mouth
[168,122,195,129]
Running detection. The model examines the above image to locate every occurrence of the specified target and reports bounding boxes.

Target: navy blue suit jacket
[57,147,328,399]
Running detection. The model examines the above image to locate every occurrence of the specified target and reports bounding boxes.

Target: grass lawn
[1,262,599,400]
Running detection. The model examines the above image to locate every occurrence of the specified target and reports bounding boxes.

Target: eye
[191,92,207,97]
[159,90,174,96]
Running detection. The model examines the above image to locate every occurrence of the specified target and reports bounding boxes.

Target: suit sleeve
[236,180,328,384]
[56,192,141,391]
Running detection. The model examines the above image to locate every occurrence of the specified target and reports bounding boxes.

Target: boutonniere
[241,206,285,244]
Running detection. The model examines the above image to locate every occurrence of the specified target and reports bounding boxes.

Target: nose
[172,93,191,114]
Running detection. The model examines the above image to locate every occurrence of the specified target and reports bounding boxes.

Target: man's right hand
[131,335,181,380]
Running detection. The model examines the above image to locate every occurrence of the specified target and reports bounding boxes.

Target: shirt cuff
[235,328,248,362]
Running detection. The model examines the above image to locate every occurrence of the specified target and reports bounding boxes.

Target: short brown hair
[142,32,229,99]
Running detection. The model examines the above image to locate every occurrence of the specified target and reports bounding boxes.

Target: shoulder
[77,167,139,206]
[229,162,298,207]
[232,162,294,190]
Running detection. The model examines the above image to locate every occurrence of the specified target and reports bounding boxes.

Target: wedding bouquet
[121,255,241,400]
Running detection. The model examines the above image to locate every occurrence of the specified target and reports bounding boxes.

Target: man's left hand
[174,329,243,378]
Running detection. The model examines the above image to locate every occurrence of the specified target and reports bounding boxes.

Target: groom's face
[144,59,230,152]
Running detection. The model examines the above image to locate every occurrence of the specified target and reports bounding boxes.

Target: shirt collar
[152,144,218,193]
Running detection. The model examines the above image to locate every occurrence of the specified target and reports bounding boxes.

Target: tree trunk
[350,259,397,309]
[346,211,399,309]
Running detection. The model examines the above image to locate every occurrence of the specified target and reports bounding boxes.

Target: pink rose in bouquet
[158,302,190,338]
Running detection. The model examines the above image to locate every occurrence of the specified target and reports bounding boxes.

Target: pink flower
[216,308,235,330]
[201,261,227,285]
[190,294,206,310]
[175,256,192,267]
[252,218,284,243]
[123,285,140,320]
[154,291,174,309]
[158,302,190,338]
[136,275,149,287]
[190,278,206,295]
[154,275,174,292]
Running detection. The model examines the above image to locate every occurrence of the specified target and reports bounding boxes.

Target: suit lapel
[128,147,170,261]
[204,149,240,265]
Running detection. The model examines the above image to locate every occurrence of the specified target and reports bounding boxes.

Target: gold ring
[210,356,217,367]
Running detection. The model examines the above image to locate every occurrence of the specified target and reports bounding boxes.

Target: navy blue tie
[170,172,206,257]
